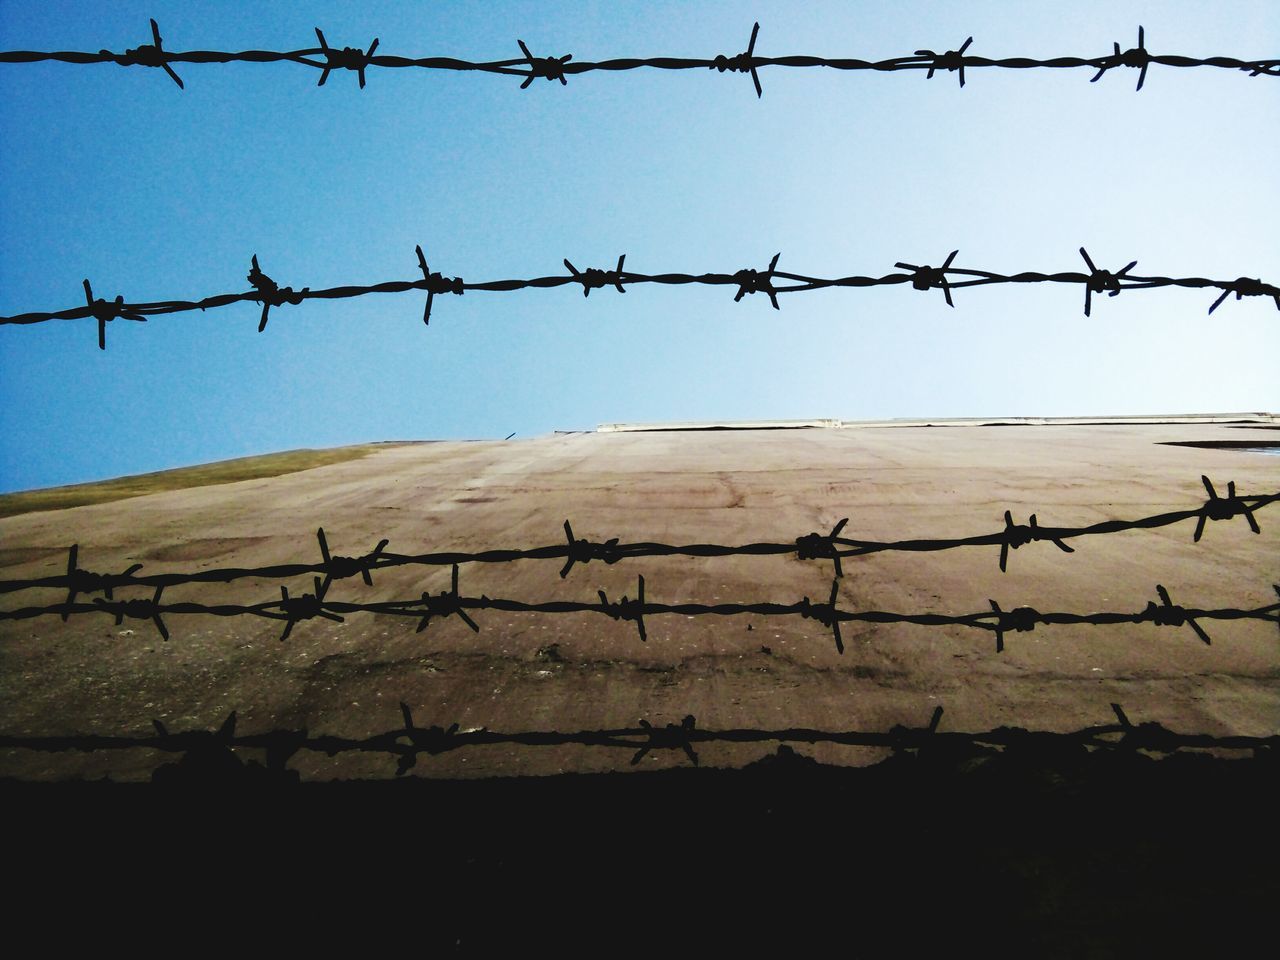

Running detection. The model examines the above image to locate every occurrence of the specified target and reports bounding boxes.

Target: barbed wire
[2,703,1273,782]
[2,21,1277,95]
[2,247,1277,349]
[2,478,1274,602]
[3,567,1276,654]
[5,20,1275,809]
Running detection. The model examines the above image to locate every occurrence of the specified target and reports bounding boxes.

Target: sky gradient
[1,0,1277,493]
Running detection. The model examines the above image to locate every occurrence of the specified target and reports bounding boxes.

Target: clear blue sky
[1,0,1277,493]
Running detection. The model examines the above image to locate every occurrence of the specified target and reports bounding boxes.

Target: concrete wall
[1,420,1276,781]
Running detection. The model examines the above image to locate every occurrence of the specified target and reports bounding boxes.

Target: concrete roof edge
[598,418,842,432]
[596,413,1278,432]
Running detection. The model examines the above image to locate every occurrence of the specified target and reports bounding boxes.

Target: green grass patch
[0,444,402,519]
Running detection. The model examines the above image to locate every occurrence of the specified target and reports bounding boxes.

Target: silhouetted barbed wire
[2,20,1277,95]
[3,566,1276,654]
[4,247,1277,349]
[2,704,1273,782]
[2,478,1274,601]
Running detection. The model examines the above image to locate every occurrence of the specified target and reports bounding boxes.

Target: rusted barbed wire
[3,249,1277,349]
[2,478,1274,600]
[3,21,1277,95]
[1,704,1273,781]
[3,569,1277,655]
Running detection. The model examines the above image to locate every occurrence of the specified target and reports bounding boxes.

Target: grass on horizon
[0,444,404,519]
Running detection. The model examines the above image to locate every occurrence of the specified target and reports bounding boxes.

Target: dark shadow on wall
[3,718,1277,954]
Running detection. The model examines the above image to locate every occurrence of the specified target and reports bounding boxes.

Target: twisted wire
[2,704,1273,780]
[3,571,1276,656]
[2,250,1277,349]
[2,21,1276,95]
[2,479,1273,599]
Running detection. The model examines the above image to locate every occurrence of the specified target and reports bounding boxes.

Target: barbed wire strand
[2,478,1274,600]
[2,21,1278,94]
[2,249,1277,349]
[3,571,1277,655]
[1,704,1274,781]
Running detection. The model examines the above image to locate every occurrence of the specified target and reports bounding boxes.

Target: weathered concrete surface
[1,422,1276,781]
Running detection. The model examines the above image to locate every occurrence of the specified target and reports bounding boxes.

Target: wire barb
[999,511,1075,573]
[414,564,480,633]
[927,704,944,734]
[83,279,146,351]
[314,28,379,88]
[733,252,782,309]
[1091,25,1151,91]
[799,579,844,654]
[61,544,143,620]
[1207,276,1280,315]
[887,705,946,749]
[516,39,571,89]
[1141,584,1212,645]
[598,575,647,642]
[148,711,243,783]
[1107,703,1188,752]
[559,520,622,579]
[1194,475,1261,542]
[987,600,1039,652]
[563,255,627,298]
[1078,247,1138,317]
[712,21,763,98]
[895,250,959,307]
[316,528,388,595]
[93,584,169,640]
[394,702,460,775]
[632,715,699,766]
[796,518,850,578]
[247,254,307,332]
[277,576,343,641]
[415,245,463,324]
[104,18,184,88]
[916,36,973,87]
